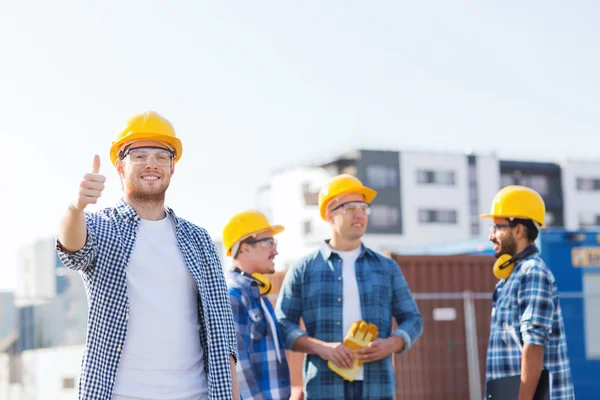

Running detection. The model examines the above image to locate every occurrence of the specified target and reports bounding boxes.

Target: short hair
[511,218,539,242]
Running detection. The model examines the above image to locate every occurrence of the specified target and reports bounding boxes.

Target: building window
[520,175,550,196]
[417,170,455,185]
[500,173,514,188]
[302,182,319,205]
[366,165,398,189]
[577,178,600,191]
[370,205,400,228]
[62,377,75,389]
[419,209,458,224]
[303,220,312,235]
[579,212,600,228]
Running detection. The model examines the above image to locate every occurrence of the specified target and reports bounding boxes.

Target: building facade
[256,149,594,271]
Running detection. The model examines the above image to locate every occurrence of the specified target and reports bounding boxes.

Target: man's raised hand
[72,154,106,211]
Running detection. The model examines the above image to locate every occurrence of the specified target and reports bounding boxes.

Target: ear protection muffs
[233,268,272,295]
[493,247,538,280]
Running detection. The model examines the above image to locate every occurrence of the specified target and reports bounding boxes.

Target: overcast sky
[1,1,598,290]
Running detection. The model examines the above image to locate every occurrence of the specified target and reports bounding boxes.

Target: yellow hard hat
[110,111,183,166]
[480,185,546,228]
[318,174,377,221]
[223,210,284,257]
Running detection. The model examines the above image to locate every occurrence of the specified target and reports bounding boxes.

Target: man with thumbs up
[56,111,239,400]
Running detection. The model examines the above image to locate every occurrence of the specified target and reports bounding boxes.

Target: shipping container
[538,229,600,400]
[388,254,497,400]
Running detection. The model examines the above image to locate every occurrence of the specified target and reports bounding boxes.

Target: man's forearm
[519,343,544,400]
[292,334,326,357]
[230,355,239,400]
[58,205,88,253]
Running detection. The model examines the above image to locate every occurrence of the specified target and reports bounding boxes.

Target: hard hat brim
[110,131,183,166]
[225,224,285,257]
[479,213,546,228]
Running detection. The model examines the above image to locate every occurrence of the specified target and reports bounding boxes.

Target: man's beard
[126,179,169,205]
[494,234,517,258]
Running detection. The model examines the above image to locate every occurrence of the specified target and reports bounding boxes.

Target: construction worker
[56,111,239,400]
[275,174,423,400]
[223,210,291,400]
[480,185,575,399]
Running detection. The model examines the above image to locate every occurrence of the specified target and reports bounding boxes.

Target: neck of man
[515,240,535,256]
[124,195,167,221]
[232,260,258,275]
[329,233,362,252]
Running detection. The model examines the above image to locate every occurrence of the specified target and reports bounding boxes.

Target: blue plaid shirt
[226,271,291,400]
[56,199,238,399]
[275,241,423,400]
[486,246,575,400]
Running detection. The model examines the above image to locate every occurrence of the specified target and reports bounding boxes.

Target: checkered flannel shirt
[275,240,423,400]
[56,199,238,399]
[486,246,575,400]
[226,271,291,400]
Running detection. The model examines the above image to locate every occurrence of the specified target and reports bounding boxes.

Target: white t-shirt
[112,215,208,400]
[336,246,364,381]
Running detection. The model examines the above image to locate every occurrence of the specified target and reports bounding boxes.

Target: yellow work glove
[328,320,379,381]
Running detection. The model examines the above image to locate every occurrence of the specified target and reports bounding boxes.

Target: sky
[1,1,599,291]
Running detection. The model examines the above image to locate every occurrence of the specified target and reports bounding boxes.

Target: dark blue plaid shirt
[227,271,291,400]
[56,199,238,399]
[275,241,423,400]
[486,246,575,400]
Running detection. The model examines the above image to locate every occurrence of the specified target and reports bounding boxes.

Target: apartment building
[256,149,502,271]
[560,159,600,230]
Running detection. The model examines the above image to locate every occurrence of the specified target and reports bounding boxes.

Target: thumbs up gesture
[72,155,106,212]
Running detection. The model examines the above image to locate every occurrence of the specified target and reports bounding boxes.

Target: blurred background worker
[56,111,239,400]
[223,210,292,400]
[276,174,423,400]
[481,185,575,400]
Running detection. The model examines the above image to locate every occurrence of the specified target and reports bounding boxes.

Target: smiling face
[326,192,369,242]
[116,140,175,204]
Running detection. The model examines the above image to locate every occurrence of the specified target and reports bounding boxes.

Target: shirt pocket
[494,295,521,344]
[248,308,267,341]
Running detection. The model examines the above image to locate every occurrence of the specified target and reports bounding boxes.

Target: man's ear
[516,224,526,240]
[116,159,124,177]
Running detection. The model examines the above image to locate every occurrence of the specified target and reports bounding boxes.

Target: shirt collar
[319,239,373,260]
[115,197,180,228]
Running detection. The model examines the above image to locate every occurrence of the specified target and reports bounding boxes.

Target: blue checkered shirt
[56,199,238,399]
[275,241,423,400]
[486,246,575,400]
[226,271,291,400]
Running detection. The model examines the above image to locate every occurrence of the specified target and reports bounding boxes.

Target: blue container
[539,229,600,399]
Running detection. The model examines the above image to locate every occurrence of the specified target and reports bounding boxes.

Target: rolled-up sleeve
[55,212,97,272]
[275,262,307,350]
[518,263,555,346]
[390,261,423,354]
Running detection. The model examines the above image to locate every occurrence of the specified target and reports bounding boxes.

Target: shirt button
[130,235,135,240]
[116,347,121,353]
[337,321,341,326]
[337,298,342,302]
[125,314,129,321]
[338,276,342,281]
